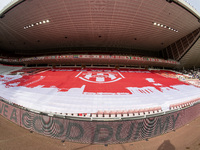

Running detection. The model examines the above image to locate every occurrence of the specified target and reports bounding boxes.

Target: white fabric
[0,75,200,113]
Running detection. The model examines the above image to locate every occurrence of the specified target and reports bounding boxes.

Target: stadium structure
[0,0,200,144]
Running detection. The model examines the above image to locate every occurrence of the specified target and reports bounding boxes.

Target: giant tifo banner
[0,99,200,144]
[1,68,200,113]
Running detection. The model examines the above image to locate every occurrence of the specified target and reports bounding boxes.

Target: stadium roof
[0,0,200,68]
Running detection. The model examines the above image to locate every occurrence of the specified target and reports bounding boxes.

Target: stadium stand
[0,0,200,145]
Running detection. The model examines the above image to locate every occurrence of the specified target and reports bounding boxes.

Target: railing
[170,98,200,110]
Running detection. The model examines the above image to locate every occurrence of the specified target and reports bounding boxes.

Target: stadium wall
[0,99,200,144]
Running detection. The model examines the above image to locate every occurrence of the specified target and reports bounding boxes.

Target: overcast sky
[0,0,200,13]
[0,1,10,12]
[185,0,200,13]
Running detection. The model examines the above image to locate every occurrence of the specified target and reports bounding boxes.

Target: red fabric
[2,68,188,93]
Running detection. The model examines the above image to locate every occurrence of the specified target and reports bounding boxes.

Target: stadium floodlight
[25,19,50,29]
[153,23,178,33]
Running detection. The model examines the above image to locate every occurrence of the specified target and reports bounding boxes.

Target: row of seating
[3,96,199,119]
[169,98,200,110]
[62,107,163,118]
[2,98,163,119]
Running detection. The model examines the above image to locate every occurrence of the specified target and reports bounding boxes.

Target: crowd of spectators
[179,68,200,80]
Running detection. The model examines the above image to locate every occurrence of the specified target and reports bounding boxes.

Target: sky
[0,0,12,12]
[0,0,200,13]
[185,0,200,13]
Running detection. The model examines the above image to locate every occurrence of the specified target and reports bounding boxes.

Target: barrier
[0,99,200,144]
[170,98,200,110]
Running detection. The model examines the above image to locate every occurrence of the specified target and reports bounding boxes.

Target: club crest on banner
[77,72,125,83]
